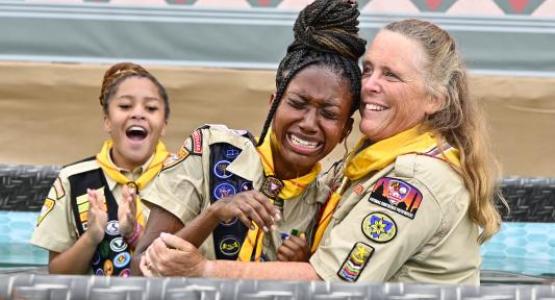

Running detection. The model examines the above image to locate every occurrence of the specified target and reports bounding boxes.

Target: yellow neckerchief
[311,125,460,253]
[238,130,321,262]
[96,140,169,227]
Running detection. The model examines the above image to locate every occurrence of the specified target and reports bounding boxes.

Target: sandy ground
[0,62,553,176]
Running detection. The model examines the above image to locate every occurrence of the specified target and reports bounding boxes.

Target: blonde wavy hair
[384,19,505,243]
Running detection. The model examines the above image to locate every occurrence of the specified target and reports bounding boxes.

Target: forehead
[365,30,427,72]
[113,76,160,98]
[288,65,351,99]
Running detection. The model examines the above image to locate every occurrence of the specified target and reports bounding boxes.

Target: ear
[103,114,112,134]
[269,92,276,105]
[340,117,354,142]
[426,94,445,115]
[160,120,168,137]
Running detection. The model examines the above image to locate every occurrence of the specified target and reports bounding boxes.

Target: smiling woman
[30,62,172,276]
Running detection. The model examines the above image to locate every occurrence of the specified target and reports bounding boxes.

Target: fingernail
[275,212,281,221]
[270,225,277,231]
[263,226,269,232]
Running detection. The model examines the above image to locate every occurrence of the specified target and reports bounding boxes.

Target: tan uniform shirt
[31,157,152,253]
[142,125,329,260]
[310,154,480,284]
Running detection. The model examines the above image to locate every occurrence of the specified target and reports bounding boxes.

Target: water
[1,211,554,277]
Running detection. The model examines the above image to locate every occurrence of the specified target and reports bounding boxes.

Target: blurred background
[0,0,554,176]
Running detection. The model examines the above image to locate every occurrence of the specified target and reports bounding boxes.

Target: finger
[140,255,153,277]
[239,203,268,232]
[277,245,296,261]
[251,191,280,220]
[286,236,307,249]
[236,212,255,230]
[160,232,191,251]
[276,252,288,262]
[244,197,275,230]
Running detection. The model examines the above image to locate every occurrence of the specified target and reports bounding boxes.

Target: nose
[298,108,318,134]
[131,105,146,120]
[361,72,382,94]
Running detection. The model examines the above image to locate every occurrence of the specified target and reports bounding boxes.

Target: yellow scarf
[96,140,169,227]
[311,125,460,253]
[238,131,321,262]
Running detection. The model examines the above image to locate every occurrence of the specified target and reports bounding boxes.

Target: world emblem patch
[337,242,374,282]
[213,182,236,200]
[368,177,423,219]
[361,212,397,243]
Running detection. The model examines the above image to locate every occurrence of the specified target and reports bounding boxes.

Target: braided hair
[99,62,170,120]
[257,0,366,146]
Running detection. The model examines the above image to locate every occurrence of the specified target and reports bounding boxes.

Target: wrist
[125,222,142,246]
[83,230,103,246]
[200,259,214,278]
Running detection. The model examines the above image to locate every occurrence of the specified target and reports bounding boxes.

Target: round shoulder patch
[361,212,397,243]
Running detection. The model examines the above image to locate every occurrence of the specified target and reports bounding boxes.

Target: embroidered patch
[103,259,114,276]
[36,198,55,226]
[240,182,253,192]
[120,268,130,277]
[225,148,240,159]
[105,220,120,236]
[213,182,236,200]
[53,177,65,200]
[113,252,131,268]
[213,160,233,179]
[368,177,423,219]
[361,212,397,243]
[219,235,241,256]
[109,237,128,252]
[353,184,364,196]
[191,129,203,155]
[337,242,374,282]
[162,152,188,171]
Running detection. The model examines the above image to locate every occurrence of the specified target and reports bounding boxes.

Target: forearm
[48,232,98,274]
[132,205,184,275]
[175,206,220,248]
[203,260,321,281]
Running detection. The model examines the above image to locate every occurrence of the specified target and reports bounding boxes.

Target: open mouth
[286,133,322,155]
[125,126,148,141]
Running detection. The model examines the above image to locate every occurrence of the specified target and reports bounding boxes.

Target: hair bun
[290,0,366,61]
[99,62,150,106]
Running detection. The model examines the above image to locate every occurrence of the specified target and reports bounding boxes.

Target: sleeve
[30,175,78,253]
[310,175,442,282]
[141,147,206,225]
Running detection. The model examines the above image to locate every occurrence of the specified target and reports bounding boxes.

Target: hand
[141,233,206,277]
[210,190,280,232]
[86,188,108,245]
[118,184,137,238]
[276,234,309,262]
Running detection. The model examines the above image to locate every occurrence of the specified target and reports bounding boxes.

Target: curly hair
[256,0,366,146]
[99,62,170,120]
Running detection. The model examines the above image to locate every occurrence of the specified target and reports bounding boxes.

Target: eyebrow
[116,95,161,101]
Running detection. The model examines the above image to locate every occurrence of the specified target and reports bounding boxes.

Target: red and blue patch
[368,177,423,219]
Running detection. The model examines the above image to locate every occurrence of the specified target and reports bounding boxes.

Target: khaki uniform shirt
[142,125,329,260]
[31,157,152,253]
[310,154,480,284]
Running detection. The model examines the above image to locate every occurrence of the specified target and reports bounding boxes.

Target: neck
[273,163,311,181]
[110,149,142,171]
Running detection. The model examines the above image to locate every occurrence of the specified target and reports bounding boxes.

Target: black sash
[68,167,131,277]
[209,143,252,259]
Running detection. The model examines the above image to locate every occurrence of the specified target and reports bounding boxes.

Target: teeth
[290,134,319,148]
[365,103,387,111]
[128,126,146,133]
